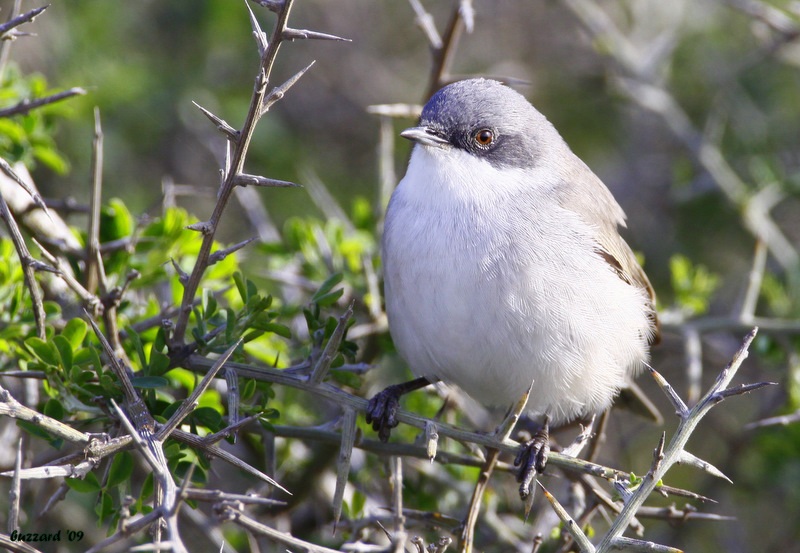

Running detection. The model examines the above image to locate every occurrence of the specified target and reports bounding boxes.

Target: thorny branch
[171,1,348,346]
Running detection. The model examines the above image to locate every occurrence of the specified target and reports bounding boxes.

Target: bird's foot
[365,377,431,442]
[365,384,405,442]
[514,418,550,500]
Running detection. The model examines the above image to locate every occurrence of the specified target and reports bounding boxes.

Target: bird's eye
[473,129,494,146]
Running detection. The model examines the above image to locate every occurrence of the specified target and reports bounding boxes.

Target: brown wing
[557,161,661,345]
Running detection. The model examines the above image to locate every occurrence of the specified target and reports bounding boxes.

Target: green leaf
[25,337,59,366]
[163,441,182,460]
[669,254,720,316]
[16,419,53,442]
[148,351,170,377]
[154,327,167,353]
[351,489,366,517]
[241,379,256,402]
[233,272,248,303]
[242,329,265,343]
[251,319,292,339]
[128,328,147,371]
[101,198,134,241]
[192,407,223,431]
[311,273,343,303]
[225,308,235,342]
[65,471,102,493]
[52,335,73,370]
[61,318,88,350]
[141,472,154,502]
[107,451,134,489]
[246,279,258,301]
[313,288,344,307]
[72,347,95,366]
[95,490,114,523]
[331,369,361,389]
[202,288,217,320]
[43,398,64,421]
[32,143,69,174]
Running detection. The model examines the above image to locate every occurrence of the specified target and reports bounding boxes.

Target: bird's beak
[400,126,449,148]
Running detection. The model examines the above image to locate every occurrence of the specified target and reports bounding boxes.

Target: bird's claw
[365,385,403,442]
[514,420,550,500]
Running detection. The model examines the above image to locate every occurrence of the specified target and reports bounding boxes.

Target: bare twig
[8,437,23,531]
[85,108,104,295]
[309,301,354,385]
[0,157,49,214]
[0,4,47,38]
[390,456,407,553]
[332,406,357,531]
[217,504,341,552]
[0,0,22,81]
[594,328,763,551]
[0,87,88,118]
[424,3,469,100]
[0,384,91,446]
[156,339,242,440]
[173,0,342,345]
[459,382,533,553]
[0,182,46,338]
[231,173,301,188]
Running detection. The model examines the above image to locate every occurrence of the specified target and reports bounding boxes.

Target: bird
[366,78,659,497]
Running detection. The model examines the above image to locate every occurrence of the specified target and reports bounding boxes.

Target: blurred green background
[11,1,799,302]
[1,0,799,551]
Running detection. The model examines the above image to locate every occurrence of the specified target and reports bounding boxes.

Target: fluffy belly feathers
[382,201,651,424]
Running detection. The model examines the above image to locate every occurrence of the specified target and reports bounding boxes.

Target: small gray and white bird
[367,78,659,491]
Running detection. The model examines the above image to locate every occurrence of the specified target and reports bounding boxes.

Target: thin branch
[538,481,596,553]
[208,237,257,266]
[424,3,468,99]
[231,173,301,188]
[0,186,46,338]
[596,329,760,551]
[459,382,533,552]
[309,301,354,385]
[0,4,47,37]
[217,505,341,553]
[0,157,49,214]
[33,238,101,313]
[407,0,442,48]
[563,0,799,271]
[0,87,87,118]
[261,59,316,113]
[156,339,242,440]
[187,353,632,481]
[0,384,91,445]
[192,101,239,140]
[332,406,357,531]
[0,534,44,553]
[739,239,768,322]
[389,456,407,553]
[173,0,322,345]
[85,108,104,295]
[282,27,350,42]
[0,0,22,81]
[181,488,286,507]
[109,397,187,553]
[8,437,23,531]
[172,428,289,493]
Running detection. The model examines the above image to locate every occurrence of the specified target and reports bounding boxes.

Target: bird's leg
[514,415,550,500]
[365,377,431,442]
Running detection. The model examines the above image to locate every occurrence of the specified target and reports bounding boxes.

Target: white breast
[382,146,651,425]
